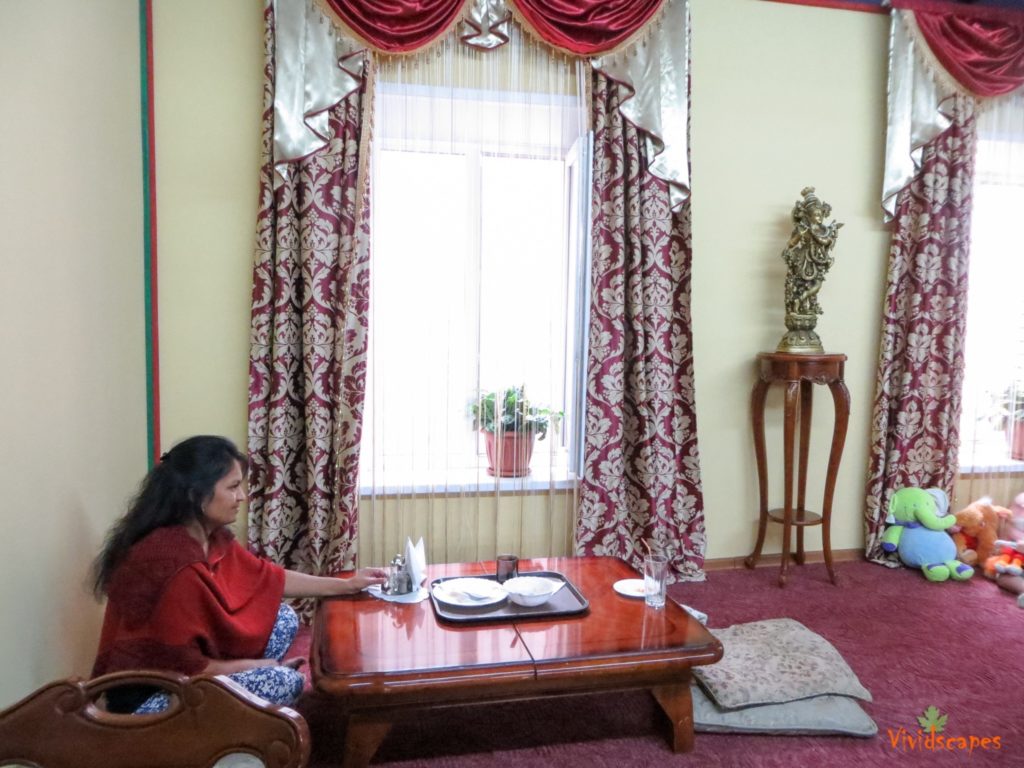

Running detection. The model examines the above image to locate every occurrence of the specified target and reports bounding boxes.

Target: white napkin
[681,604,708,624]
[367,584,430,604]
[406,536,427,588]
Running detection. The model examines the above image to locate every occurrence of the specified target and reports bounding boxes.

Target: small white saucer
[613,578,645,598]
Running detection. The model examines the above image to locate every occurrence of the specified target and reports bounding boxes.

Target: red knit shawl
[92,525,285,676]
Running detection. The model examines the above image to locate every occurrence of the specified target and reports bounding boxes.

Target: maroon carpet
[292,561,1023,767]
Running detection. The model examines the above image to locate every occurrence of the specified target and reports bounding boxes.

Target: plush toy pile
[983,492,1024,607]
[951,497,1006,567]
[883,488,1024,605]
[881,488,973,582]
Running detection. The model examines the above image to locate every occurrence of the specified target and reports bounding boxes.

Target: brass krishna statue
[777,187,843,354]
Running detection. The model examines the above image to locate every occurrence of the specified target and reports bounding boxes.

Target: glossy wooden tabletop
[313,560,535,698]
[313,556,721,701]
[514,557,720,688]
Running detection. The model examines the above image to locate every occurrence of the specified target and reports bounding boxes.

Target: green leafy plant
[470,385,561,440]
[989,384,1024,431]
[1002,385,1024,425]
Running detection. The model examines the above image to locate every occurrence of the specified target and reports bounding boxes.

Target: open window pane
[361,76,589,494]
[958,95,1024,500]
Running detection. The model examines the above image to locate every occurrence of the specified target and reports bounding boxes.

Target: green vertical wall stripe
[139,0,159,468]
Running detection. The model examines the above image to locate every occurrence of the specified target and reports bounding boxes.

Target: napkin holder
[382,553,414,596]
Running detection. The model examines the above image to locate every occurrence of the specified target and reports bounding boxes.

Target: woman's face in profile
[203,461,246,530]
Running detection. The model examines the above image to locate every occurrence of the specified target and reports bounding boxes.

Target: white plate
[613,578,646,598]
[432,577,508,608]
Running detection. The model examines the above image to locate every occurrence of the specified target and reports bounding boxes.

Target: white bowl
[502,576,565,607]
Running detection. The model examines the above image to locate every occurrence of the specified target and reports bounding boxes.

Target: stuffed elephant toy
[881,487,974,582]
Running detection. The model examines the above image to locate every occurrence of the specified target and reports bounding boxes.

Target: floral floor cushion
[691,684,877,737]
[691,617,875,737]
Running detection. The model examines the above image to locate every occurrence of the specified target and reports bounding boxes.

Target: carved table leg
[823,380,851,585]
[652,681,695,753]
[342,712,393,768]
[795,380,813,565]
[779,381,800,587]
[746,378,771,569]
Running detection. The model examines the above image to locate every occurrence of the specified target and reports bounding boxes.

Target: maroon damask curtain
[252,1,697,581]
[865,94,976,562]
[318,0,666,54]
[248,4,369,609]
[575,71,705,581]
[866,2,1024,560]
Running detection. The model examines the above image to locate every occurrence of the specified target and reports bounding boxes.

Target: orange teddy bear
[985,540,1024,578]
[952,498,1008,567]
[984,492,1024,581]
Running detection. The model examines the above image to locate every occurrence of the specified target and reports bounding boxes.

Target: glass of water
[643,554,668,609]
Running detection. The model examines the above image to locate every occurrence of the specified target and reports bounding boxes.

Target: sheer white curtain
[956,90,1024,510]
[357,22,590,566]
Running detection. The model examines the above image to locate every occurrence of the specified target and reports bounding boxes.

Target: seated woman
[91,435,386,713]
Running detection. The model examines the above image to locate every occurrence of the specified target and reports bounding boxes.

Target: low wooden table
[312,555,722,767]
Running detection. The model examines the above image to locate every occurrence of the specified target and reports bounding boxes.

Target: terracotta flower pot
[483,431,536,477]
[1009,421,1024,461]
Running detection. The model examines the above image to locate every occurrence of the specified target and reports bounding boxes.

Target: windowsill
[359,463,578,497]
[958,461,1024,476]
[958,443,1024,475]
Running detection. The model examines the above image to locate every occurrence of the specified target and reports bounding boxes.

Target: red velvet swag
[893,1,1024,97]
[511,0,666,56]
[320,0,464,53]
[320,0,666,55]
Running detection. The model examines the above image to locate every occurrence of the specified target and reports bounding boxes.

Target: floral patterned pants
[135,603,303,713]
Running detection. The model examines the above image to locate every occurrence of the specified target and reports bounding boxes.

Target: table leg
[342,712,393,768]
[746,378,771,569]
[652,681,695,753]
[823,380,851,585]
[795,380,813,565]
[779,381,800,587]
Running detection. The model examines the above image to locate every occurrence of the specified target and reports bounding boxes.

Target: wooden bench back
[0,671,310,768]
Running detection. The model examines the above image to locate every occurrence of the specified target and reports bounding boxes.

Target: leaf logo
[917,706,948,734]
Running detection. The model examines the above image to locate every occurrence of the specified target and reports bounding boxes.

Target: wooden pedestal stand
[745,352,850,586]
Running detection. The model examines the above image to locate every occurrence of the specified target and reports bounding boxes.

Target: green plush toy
[881,487,974,582]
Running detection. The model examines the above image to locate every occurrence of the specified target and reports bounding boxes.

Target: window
[359,74,590,494]
[958,117,1024,474]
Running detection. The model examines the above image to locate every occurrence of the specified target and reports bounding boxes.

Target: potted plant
[999,385,1024,461]
[470,386,561,477]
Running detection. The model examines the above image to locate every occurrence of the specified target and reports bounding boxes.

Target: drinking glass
[496,554,519,583]
[643,554,668,609]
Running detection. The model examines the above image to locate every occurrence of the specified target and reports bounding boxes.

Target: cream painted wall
[690,0,891,558]
[154,2,893,563]
[0,1,146,709]
[153,0,264,465]
[0,0,896,712]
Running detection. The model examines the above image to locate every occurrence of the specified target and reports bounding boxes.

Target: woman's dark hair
[92,435,248,597]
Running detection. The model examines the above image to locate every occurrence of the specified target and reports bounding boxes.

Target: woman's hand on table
[344,567,389,593]
[283,567,388,597]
